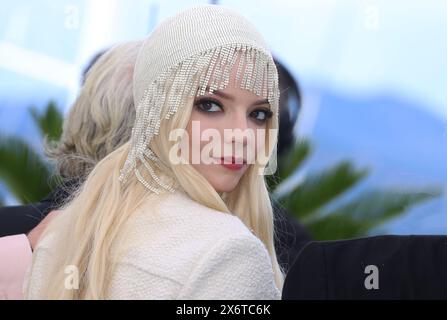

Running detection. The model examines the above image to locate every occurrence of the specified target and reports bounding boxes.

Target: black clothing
[282,235,447,299]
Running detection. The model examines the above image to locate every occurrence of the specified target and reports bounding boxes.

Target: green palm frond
[0,135,53,203]
[270,138,442,240]
[0,101,63,204]
[266,139,311,189]
[307,187,443,240]
[278,139,311,182]
[307,214,371,241]
[29,100,63,141]
[279,161,370,219]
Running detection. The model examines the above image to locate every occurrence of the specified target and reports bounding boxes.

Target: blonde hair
[26,47,285,299]
[45,41,141,182]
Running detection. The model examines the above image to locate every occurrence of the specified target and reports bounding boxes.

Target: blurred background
[0,0,446,239]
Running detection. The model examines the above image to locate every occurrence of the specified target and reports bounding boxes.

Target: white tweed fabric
[120,4,280,193]
[24,189,281,300]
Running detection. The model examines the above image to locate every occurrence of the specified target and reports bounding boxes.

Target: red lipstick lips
[218,157,246,171]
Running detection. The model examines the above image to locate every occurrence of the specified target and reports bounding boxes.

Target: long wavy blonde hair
[25,43,285,300]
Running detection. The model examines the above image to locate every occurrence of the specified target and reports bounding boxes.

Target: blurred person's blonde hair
[45,40,142,183]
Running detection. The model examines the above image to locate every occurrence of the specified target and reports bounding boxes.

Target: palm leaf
[0,135,53,203]
[277,139,311,182]
[307,187,443,240]
[307,214,373,240]
[280,161,370,219]
[267,139,311,190]
[29,101,63,141]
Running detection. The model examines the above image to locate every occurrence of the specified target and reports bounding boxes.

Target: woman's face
[184,57,273,194]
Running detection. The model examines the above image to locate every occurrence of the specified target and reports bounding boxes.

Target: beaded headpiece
[119,4,280,193]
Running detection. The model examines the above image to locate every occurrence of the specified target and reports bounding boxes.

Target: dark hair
[274,58,302,156]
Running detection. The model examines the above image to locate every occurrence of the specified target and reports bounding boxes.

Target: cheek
[186,111,221,152]
[185,111,224,168]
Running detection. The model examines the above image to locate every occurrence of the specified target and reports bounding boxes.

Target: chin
[208,170,245,193]
[211,179,240,193]
[192,164,247,194]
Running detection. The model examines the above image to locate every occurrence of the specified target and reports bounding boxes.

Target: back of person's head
[45,40,142,182]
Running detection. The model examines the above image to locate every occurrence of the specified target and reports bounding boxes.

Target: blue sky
[1,0,446,143]
[147,0,447,121]
[2,0,446,125]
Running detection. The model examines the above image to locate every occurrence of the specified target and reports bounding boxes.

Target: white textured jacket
[25,189,281,300]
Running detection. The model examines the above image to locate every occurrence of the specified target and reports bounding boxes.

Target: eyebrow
[201,86,270,106]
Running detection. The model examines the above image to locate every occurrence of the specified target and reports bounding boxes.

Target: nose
[224,111,249,146]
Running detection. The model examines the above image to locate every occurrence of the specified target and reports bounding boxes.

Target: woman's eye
[250,109,273,123]
[195,99,223,113]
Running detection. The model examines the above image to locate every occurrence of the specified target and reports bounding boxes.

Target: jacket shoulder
[115,190,258,284]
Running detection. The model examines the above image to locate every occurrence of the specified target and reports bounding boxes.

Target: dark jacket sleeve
[282,235,447,300]
[0,202,52,237]
[0,183,74,237]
